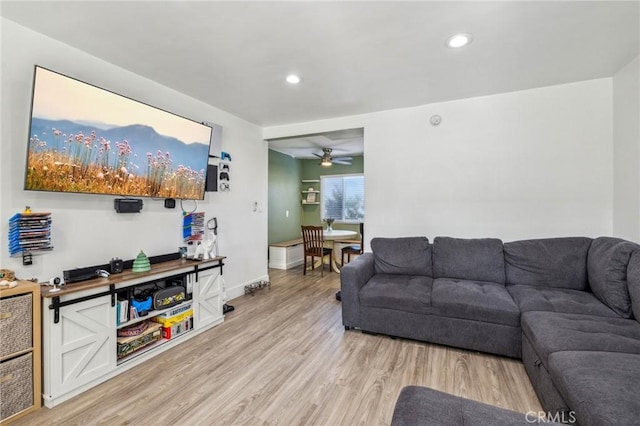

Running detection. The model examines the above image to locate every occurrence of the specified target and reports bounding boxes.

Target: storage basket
[0,353,33,421]
[0,294,32,358]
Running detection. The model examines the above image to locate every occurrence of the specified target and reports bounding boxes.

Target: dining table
[321,229,358,273]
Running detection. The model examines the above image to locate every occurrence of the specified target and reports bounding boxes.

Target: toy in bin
[131,295,153,315]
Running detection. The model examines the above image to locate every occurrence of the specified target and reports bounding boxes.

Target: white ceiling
[1,1,638,132]
[267,128,364,160]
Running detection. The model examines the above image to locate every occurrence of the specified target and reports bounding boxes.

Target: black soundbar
[64,265,109,283]
[63,252,182,284]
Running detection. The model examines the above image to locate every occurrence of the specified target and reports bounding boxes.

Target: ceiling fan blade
[313,153,323,158]
[332,160,352,165]
[333,156,353,161]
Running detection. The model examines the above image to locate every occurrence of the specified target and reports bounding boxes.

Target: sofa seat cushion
[587,236,638,318]
[431,278,520,327]
[522,311,640,365]
[433,237,505,283]
[504,237,592,290]
[359,274,433,315]
[507,284,618,318]
[548,351,640,426]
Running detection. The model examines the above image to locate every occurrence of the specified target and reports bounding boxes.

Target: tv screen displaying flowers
[24,66,214,200]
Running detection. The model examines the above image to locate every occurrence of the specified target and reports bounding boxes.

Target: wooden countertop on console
[41,256,225,298]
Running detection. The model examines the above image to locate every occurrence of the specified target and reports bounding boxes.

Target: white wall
[613,55,640,243]
[264,79,614,247]
[0,19,269,298]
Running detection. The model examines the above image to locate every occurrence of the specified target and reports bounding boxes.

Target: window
[321,174,364,222]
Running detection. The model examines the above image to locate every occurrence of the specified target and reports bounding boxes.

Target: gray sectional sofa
[341,236,640,426]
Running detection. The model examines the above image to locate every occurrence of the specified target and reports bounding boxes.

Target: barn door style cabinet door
[42,291,117,407]
[192,265,224,329]
[0,281,42,424]
[41,257,225,408]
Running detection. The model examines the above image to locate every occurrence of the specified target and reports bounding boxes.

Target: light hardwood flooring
[16,267,542,425]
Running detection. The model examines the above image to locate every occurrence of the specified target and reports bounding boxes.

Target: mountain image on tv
[26,117,211,199]
[24,66,215,200]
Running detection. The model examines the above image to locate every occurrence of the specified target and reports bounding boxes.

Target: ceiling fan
[314,148,353,166]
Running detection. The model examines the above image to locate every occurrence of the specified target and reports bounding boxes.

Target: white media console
[40,257,225,408]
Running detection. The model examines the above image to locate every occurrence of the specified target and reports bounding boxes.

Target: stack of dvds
[182,211,205,243]
[8,212,53,256]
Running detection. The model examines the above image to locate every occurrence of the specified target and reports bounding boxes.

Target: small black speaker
[114,198,143,213]
[205,164,218,192]
[109,258,123,274]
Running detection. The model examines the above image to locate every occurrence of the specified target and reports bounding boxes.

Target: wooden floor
[16,267,542,425]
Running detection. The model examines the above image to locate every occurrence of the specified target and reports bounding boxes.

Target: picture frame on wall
[306,192,317,203]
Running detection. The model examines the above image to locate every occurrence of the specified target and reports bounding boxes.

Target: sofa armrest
[341,252,375,328]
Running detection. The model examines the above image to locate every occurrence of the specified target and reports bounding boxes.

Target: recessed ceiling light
[445,33,473,48]
[286,74,302,84]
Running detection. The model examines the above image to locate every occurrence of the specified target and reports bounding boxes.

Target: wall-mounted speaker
[206,164,218,192]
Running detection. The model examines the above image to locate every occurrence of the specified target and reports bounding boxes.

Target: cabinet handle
[0,312,12,320]
[0,374,13,383]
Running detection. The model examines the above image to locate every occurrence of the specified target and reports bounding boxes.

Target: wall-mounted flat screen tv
[25,66,214,200]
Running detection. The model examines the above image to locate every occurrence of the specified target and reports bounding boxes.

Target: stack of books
[116,321,162,360]
[117,299,129,325]
[8,212,53,256]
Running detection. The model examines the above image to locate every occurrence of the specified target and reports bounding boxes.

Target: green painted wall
[301,155,364,233]
[268,152,365,244]
[268,150,302,246]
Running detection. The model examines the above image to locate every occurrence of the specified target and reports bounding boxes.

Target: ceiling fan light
[321,159,332,166]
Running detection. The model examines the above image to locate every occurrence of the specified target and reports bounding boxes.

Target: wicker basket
[0,353,33,420]
[0,294,33,359]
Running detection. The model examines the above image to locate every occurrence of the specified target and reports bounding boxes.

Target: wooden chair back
[301,225,325,256]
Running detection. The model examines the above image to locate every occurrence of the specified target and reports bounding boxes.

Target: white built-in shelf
[116,302,189,329]
[302,179,320,204]
[116,330,192,365]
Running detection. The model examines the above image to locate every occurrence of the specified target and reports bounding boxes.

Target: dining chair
[341,222,364,266]
[301,225,333,276]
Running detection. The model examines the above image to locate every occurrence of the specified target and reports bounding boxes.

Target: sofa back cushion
[628,250,640,323]
[371,237,432,276]
[587,237,638,318]
[433,237,505,283]
[504,237,592,290]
